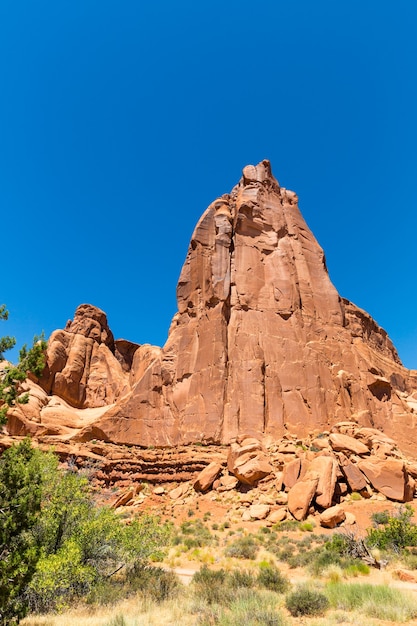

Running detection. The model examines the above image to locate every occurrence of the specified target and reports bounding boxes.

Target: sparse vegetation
[326,581,417,621]
[2,432,417,626]
[367,505,417,552]
[224,534,259,560]
[285,584,329,617]
[0,305,47,424]
[257,563,289,593]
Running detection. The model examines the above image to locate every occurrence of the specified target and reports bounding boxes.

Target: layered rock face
[7,161,417,453]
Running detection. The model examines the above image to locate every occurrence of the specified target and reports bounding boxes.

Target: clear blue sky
[1,1,416,368]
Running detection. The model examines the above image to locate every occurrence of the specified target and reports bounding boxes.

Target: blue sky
[1,1,416,368]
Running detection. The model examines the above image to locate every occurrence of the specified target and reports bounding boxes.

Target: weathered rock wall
[6,161,417,455]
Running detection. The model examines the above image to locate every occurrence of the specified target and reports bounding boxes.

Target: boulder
[287,475,319,521]
[357,459,412,502]
[338,453,368,492]
[282,458,301,490]
[320,505,346,528]
[111,488,134,509]
[394,570,417,583]
[249,503,270,520]
[231,453,274,485]
[193,461,223,492]
[169,483,189,500]
[227,440,263,472]
[268,508,287,523]
[344,511,356,525]
[308,455,338,508]
[217,474,239,491]
[329,433,369,455]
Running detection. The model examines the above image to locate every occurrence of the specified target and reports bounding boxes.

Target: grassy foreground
[21,579,417,626]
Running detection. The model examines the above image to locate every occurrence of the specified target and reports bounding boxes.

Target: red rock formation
[6,161,417,455]
[39,304,135,408]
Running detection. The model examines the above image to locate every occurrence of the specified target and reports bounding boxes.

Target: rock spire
[7,161,417,455]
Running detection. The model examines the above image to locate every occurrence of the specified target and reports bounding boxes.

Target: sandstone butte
[5,160,417,458]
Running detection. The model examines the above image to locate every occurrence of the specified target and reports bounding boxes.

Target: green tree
[0,305,16,359]
[0,438,173,619]
[0,305,47,424]
[0,439,44,624]
[26,454,171,613]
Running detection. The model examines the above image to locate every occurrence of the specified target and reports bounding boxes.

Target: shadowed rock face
[8,161,417,453]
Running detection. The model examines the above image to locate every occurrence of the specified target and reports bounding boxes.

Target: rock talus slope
[7,161,417,454]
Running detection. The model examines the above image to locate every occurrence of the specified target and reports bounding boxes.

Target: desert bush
[402,552,417,570]
[257,564,289,593]
[224,535,259,560]
[86,578,127,607]
[272,520,299,532]
[371,510,390,526]
[192,566,233,605]
[308,549,343,575]
[25,539,96,613]
[127,565,180,602]
[228,569,256,589]
[174,519,214,549]
[285,585,329,617]
[367,505,417,551]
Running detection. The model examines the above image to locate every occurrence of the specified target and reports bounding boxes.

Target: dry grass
[22,594,198,626]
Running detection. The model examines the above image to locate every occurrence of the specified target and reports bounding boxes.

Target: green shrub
[224,535,259,560]
[257,564,289,593]
[192,566,233,605]
[228,569,256,589]
[308,548,343,575]
[402,552,417,570]
[371,510,390,526]
[367,505,417,551]
[26,539,96,613]
[285,585,329,617]
[272,520,299,532]
[126,564,180,602]
[174,519,213,550]
[0,439,44,623]
[86,578,127,607]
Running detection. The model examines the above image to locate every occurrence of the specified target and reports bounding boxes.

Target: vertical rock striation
[9,161,417,453]
[82,161,417,450]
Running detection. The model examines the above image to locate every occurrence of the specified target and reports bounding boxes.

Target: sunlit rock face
[10,161,417,454]
[83,160,417,451]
